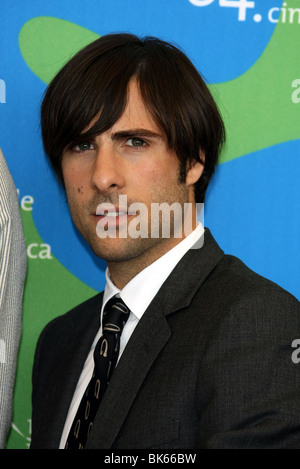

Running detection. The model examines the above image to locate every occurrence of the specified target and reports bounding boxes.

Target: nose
[91,146,125,195]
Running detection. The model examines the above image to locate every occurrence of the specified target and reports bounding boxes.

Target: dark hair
[41,33,225,202]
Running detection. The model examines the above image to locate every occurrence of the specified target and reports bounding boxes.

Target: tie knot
[102,297,130,335]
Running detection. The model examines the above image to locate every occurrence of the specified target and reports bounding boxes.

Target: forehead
[80,77,165,141]
[113,79,160,132]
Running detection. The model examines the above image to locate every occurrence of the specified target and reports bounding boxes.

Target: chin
[88,238,134,262]
[89,236,159,264]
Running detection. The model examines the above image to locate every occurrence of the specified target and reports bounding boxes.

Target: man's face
[61,79,202,279]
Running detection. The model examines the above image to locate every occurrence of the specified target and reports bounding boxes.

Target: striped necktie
[65,297,130,449]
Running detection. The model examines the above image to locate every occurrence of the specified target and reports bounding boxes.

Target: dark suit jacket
[30,229,300,449]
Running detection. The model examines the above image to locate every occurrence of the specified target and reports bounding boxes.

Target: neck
[107,204,199,289]
[108,236,186,289]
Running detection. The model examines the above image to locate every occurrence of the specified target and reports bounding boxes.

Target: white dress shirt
[59,223,204,447]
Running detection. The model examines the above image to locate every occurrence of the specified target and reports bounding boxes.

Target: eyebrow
[111,129,163,141]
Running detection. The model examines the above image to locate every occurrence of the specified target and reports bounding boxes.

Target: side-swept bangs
[41,34,144,179]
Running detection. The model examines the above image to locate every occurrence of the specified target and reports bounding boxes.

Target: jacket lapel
[46,294,103,447]
[86,229,224,448]
[86,300,171,448]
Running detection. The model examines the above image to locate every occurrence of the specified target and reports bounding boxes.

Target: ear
[186,152,205,187]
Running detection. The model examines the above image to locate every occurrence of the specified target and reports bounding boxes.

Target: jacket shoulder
[45,292,103,328]
[212,253,299,303]
[198,253,300,335]
[35,292,103,357]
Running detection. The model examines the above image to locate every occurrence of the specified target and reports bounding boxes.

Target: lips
[94,204,135,229]
[95,205,130,217]
[97,210,128,217]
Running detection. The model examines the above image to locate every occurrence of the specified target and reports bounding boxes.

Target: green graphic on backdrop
[19,6,300,166]
[19,18,99,84]
[215,4,300,163]
[8,2,300,448]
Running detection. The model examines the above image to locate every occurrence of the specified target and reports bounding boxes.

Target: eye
[73,142,95,152]
[125,137,147,147]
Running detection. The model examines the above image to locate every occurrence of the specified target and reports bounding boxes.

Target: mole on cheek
[77,186,84,194]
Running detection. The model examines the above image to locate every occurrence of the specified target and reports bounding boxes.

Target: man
[30,33,300,449]
[0,149,27,448]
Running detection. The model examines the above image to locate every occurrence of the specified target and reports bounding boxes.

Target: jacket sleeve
[196,284,300,448]
[0,149,27,448]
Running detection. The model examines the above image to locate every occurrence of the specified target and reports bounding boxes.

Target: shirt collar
[102,223,204,319]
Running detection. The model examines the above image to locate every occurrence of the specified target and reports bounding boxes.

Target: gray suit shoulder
[201,253,300,337]
[220,253,299,304]
[38,292,103,343]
